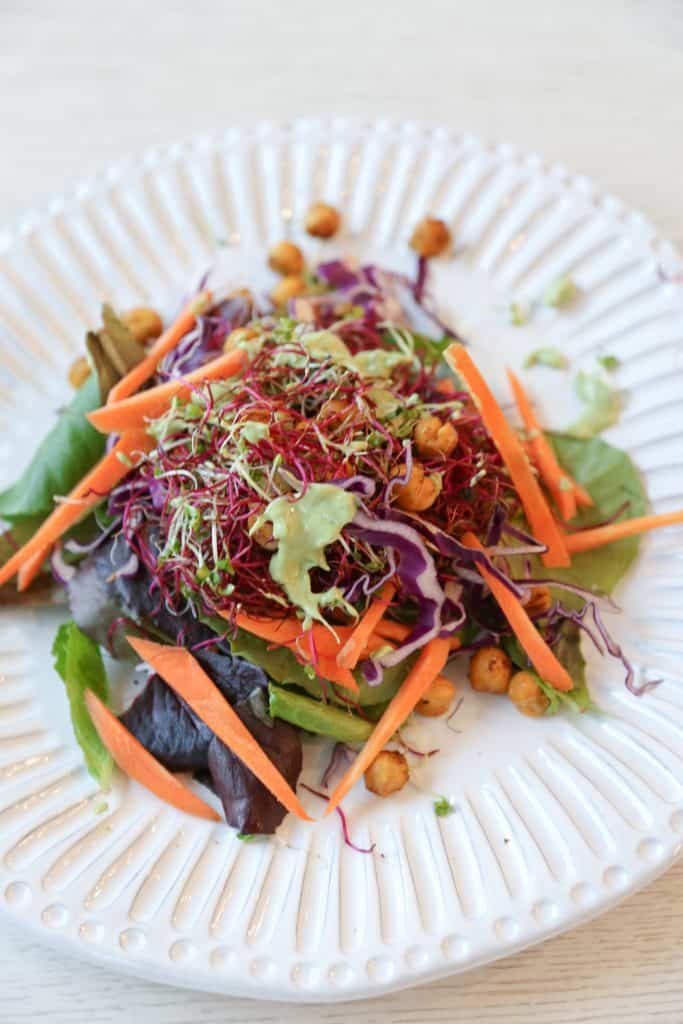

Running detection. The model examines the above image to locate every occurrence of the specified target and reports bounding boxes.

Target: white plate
[0,119,682,1002]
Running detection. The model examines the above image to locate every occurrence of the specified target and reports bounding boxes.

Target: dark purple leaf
[207,700,302,834]
[120,674,212,772]
[68,537,267,701]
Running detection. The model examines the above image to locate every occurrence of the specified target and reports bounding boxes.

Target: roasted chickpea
[247,512,277,551]
[122,306,163,344]
[508,671,550,717]
[268,240,305,276]
[390,461,441,512]
[68,355,91,389]
[364,750,409,797]
[415,676,456,717]
[523,585,552,618]
[304,202,341,239]
[409,217,451,259]
[413,415,459,459]
[468,646,513,694]
[271,275,306,306]
[224,326,258,352]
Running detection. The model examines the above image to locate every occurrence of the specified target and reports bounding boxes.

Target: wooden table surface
[1,1,682,1020]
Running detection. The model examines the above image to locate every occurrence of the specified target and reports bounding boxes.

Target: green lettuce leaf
[0,517,43,562]
[544,432,647,598]
[523,346,569,370]
[0,374,105,524]
[567,371,621,439]
[52,621,113,785]
[502,622,595,714]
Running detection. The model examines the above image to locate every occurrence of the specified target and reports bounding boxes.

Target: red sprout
[397,731,439,758]
[300,783,375,854]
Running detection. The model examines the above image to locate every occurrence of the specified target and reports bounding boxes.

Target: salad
[1,203,681,837]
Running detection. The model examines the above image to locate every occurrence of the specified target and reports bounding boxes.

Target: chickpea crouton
[364,750,409,797]
[468,646,513,694]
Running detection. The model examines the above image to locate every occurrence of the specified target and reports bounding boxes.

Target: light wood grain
[1,1,682,1021]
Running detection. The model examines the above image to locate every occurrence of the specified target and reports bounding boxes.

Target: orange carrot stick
[462,532,573,691]
[573,482,595,509]
[315,655,359,693]
[507,369,577,521]
[565,510,683,554]
[362,634,393,656]
[229,611,352,659]
[225,612,358,691]
[371,619,411,643]
[0,430,154,587]
[507,369,594,518]
[369,620,461,654]
[107,291,212,404]
[88,347,248,434]
[522,435,576,518]
[16,544,52,592]
[229,612,305,647]
[336,582,396,670]
[127,637,313,822]
[446,346,570,568]
[325,637,450,815]
[85,690,220,821]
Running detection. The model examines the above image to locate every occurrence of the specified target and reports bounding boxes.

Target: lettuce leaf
[0,374,104,524]
[567,372,621,439]
[523,347,568,370]
[502,622,595,714]
[52,621,113,785]
[543,433,647,598]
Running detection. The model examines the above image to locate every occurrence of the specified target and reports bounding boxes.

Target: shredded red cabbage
[301,783,375,854]
[347,509,448,668]
[321,742,354,789]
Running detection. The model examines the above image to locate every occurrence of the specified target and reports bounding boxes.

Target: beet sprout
[397,731,439,758]
[117,309,516,626]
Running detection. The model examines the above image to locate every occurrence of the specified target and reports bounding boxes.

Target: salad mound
[1,204,681,836]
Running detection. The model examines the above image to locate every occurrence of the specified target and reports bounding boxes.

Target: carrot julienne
[0,429,154,587]
[223,611,358,690]
[107,290,212,404]
[127,637,313,822]
[85,689,220,821]
[16,544,52,592]
[507,369,578,521]
[371,619,411,643]
[336,582,396,670]
[88,347,249,433]
[315,655,359,693]
[325,637,451,815]
[462,532,573,692]
[507,368,593,517]
[232,612,351,656]
[573,482,594,508]
[564,510,683,554]
[446,345,570,568]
